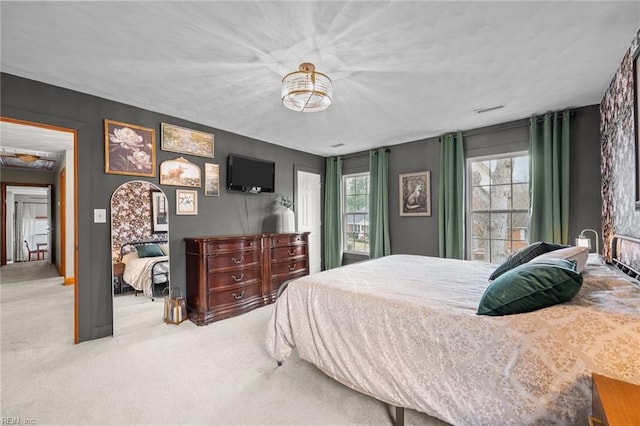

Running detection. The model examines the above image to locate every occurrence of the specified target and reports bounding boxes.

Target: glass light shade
[282,63,332,112]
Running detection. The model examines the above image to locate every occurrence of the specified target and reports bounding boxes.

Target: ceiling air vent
[474,104,505,114]
[331,143,345,148]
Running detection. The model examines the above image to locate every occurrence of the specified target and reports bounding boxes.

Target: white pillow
[532,246,589,272]
[159,243,170,256]
[586,253,606,266]
[121,251,139,265]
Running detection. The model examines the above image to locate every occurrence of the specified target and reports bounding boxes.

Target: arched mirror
[110,181,169,316]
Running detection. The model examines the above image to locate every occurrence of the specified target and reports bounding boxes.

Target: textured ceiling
[1,1,638,157]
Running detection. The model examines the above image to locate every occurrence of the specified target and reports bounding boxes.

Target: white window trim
[342,172,370,255]
[465,150,528,261]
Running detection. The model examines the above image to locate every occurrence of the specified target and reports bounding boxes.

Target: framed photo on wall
[399,171,431,216]
[104,119,156,177]
[160,157,201,188]
[161,123,214,158]
[204,163,220,196]
[151,191,168,232]
[176,189,198,215]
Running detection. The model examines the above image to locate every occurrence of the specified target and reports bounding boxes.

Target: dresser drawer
[207,250,261,271]
[272,245,307,260]
[272,259,308,275]
[208,266,261,290]
[206,237,260,253]
[271,233,307,247]
[272,269,308,288]
[209,283,262,307]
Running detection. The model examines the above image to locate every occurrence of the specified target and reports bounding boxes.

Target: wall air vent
[474,104,506,114]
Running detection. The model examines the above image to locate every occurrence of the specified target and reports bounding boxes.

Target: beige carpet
[1,277,448,425]
[0,260,61,284]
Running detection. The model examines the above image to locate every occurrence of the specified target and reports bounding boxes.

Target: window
[467,153,529,264]
[343,173,370,254]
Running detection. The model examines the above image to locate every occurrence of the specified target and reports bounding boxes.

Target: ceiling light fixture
[15,153,41,163]
[282,62,332,112]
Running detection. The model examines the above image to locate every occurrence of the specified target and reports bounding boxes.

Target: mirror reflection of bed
[110,181,170,334]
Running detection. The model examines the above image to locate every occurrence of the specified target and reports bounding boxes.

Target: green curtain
[369,148,391,258]
[529,111,570,244]
[438,132,465,259]
[323,156,343,269]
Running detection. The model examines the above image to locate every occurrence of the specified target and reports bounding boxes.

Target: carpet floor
[1,275,447,425]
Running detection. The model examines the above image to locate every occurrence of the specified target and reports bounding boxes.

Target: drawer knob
[248,241,253,246]
[288,249,296,256]
[232,256,244,264]
[288,264,296,271]
[232,290,245,300]
[232,273,244,282]
[218,244,223,249]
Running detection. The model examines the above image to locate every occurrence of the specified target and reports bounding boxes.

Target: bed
[120,240,170,299]
[265,235,640,425]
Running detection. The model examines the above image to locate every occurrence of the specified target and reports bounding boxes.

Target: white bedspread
[123,255,168,297]
[265,254,640,425]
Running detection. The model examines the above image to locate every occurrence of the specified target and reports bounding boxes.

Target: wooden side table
[113,262,125,293]
[592,373,640,425]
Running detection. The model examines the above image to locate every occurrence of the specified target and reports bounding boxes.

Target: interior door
[296,170,322,274]
[47,185,53,264]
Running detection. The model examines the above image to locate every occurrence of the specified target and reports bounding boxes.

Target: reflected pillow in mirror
[136,243,165,258]
[121,252,139,265]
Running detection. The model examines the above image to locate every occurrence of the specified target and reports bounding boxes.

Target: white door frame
[294,165,323,273]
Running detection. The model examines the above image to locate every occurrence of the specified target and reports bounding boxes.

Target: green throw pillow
[477,258,583,316]
[136,243,165,258]
[489,241,566,280]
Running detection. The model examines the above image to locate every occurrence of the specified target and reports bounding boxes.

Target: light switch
[94,209,107,223]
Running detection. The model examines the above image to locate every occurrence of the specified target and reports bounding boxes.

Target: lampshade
[15,153,40,163]
[575,228,599,254]
[282,62,332,112]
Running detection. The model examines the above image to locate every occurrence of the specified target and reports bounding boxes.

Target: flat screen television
[227,154,275,193]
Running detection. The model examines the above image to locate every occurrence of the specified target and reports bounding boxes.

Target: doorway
[295,168,322,273]
[0,117,78,342]
[5,185,51,263]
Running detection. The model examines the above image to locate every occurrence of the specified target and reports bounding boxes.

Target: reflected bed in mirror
[111,181,170,303]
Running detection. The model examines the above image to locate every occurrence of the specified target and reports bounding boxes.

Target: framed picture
[204,163,220,196]
[104,119,156,177]
[399,171,431,216]
[161,123,214,158]
[151,191,168,233]
[176,189,198,215]
[160,157,201,188]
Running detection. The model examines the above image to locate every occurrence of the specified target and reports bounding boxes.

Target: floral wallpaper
[111,181,165,260]
[600,29,640,261]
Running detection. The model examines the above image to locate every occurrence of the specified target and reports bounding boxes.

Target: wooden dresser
[185,232,309,325]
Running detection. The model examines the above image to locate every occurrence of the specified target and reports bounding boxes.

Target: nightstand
[113,262,125,293]
[591,373,640,425]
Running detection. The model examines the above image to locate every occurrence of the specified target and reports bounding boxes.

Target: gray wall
[1,73,324,342]
[1,169,56,185]
[343,105,602,262]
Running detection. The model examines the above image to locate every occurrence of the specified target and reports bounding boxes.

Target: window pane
[490,185,511,210]
[472,187,490,210]
[512,183,529,210]
[356,195,368,212]
[355,176,368,194]
[512,156,529,183]
[472,161,491,186]
[491,240,512,264]
[345,178,357,196]
[472,239,489,262]
[472,213,490,239]
[489,213,511,240]
[491,158,512,185]
[512,213,529,242]
[345,195,357,212]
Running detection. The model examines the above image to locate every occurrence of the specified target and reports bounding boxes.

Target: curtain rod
[445,109,576,140]
[332,148,390,160]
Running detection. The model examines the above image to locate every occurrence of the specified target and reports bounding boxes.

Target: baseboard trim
[64,277,75,286]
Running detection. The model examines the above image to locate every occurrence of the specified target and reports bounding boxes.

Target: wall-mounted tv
[227,154,275,193]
